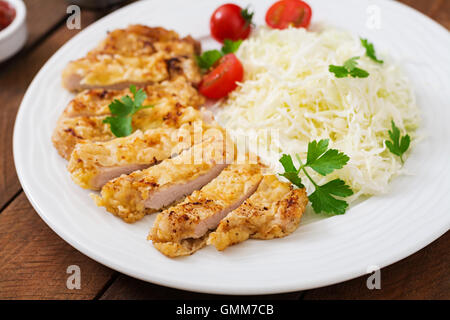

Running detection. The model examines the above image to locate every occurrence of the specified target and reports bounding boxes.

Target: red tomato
[199,53,244,99]
[0,0,16,31]
[210,3,253,43]
[265,0,312,30]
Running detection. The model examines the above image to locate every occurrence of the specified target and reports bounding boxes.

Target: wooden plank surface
[302,231,450,300]
[0,194,115,299]
[0,0,448,300]
[23,0,71,49]
[432,0,450,30]
[0,0,69,210]
[398,0,441,16]
[0,4,110,211]
[100,275,303,300]
[398,0,450,28]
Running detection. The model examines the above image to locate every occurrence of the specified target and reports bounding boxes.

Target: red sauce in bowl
[0,0,15,31]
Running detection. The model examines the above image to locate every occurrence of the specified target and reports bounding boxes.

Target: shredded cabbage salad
[215,27,420,203]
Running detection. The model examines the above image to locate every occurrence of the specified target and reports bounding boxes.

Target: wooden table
[0,0,448,300]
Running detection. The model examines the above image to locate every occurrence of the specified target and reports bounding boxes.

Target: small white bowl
[0,0,27,62]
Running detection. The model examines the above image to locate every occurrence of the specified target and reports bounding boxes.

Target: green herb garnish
[329,56,370,78]
[241,6,254,27]
[360,38,383,64]
[196,39,242,70]
[103,85,153,137]
[279,139,353,215]
[385,120,410,164]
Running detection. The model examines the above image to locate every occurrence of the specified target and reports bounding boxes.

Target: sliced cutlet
[53,77,204,159]
[62,25,202,91]
[93,134,235,223]
[148,163,263,257]
[208,175,308,251]
[68,120,213,190]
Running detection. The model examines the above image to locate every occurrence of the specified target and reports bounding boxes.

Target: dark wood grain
[23,0,71,49]
[0,9,105,211]
[431,0,450,30]
[0,193,115,299]
[100,275,303,300]
[397,0,450,28]
[302,231,450,300]
[398,0,441,16]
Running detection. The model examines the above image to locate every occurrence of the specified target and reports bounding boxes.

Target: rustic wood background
[0,0,448,300]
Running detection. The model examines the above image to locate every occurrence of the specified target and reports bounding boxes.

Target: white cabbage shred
[215,27,420,203]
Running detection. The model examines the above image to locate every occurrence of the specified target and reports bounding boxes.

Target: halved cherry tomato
[266,0,312,30]
[199,53,244,99]
[210,3,253,43]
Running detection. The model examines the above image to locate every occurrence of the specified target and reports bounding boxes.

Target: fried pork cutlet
[148,163,263,257]
[68,119,217,190]
[62,25,202,91]
[52,76,205,159]
[93,134,235,223]
[207,175,308,251]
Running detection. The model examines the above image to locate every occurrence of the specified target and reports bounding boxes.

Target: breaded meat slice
[68,119,219,190]
[152,233,211,258]
[62,25,202,91]
[53,77,204,159]
[93,133,235,223]
[148,163,263,257]
[61,76,204,118]
[207,175,308,251]
[53,116,115,160]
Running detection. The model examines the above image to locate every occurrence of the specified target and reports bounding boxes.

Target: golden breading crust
[93,134,235,223]
[151,233,210,258]
[207,175,308,251]
[62,25,202,91]
[52,76,205,160]
[53,116,115,160]
[69,120,211,190]
[148,163,263,257]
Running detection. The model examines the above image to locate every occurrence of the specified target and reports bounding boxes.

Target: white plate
[13,0,450,295]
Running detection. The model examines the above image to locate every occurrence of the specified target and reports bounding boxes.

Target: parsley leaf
[306,139,330,163]
[279,154,304,188]
[318,178,354,197]
[196,50,223,70]
[360,38,383,64]
[309,180,352,215]
[278,140,353,216]
[385,120,410,163]
[306,139,350,176]
[328,65,348,78]
[349,67,370,78]
[196,39,243,70]
[343,56,359,70]
[103,85,153,137]
[222,39,243,54]
[329,56,369,79]
[103,116,133,137]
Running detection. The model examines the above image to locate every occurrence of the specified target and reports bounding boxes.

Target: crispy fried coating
[62,25,202,91]
[208,175,308,251]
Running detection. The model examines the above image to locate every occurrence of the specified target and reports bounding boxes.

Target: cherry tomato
[210,3,253,43]
[0,0,16,31]
[199,53,244,99]
[265,0,312,30]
